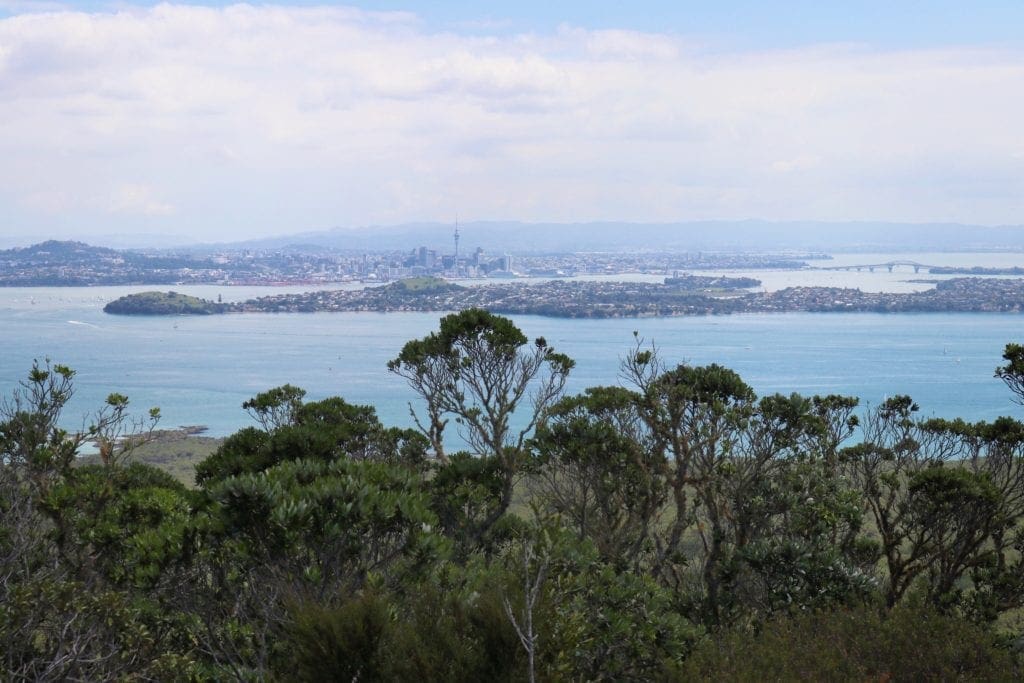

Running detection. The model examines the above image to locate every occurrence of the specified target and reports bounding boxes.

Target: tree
[616,338,870,623]
[0,360,159,486]
[280,557,526,681]
[530,386,668,571]
[0,362,180,680]
[503,536,549,683]
[620,341,757,618]
[388,309,574,463]
[918,415,1024,620]
[190,457,448,678]
[996,342,1024,404]
[538,529,700,681]
[427,451,515,558]
[242,384,306,432]
[40,462,191,588]
[196,391,428,486]
[389,309,573,540]
[905,466,1001,603]
[845,397,997,607]
[714,392,872,620]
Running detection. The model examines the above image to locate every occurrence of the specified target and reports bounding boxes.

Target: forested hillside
[3,310,1024,680]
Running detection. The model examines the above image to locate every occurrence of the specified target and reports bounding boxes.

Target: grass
[391,277,460,292]
[77,430,222,487]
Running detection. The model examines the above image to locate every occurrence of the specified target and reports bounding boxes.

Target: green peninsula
[388,276,462,293]
[103,291,230,315]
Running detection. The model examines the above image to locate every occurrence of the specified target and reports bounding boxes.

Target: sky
[1,1,1023,244]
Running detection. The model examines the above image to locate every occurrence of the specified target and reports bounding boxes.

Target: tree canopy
[3,329,1024,679]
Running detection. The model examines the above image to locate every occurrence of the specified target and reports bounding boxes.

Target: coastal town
[0,240,825,286]
[104,275,1024,319]
[10,239,1024,319]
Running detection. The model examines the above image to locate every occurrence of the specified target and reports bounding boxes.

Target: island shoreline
[104,276,1024,319]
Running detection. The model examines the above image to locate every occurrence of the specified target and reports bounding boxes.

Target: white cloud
[558,25,682,60]
[106,183,174,216]
[0,3,1022,240]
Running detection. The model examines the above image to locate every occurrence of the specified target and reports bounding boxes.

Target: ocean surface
[2,252,1024,438]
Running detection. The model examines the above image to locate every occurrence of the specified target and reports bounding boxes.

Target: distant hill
[0,240,210,269]
[213,220,1024,254]
[5,240,122,263]
[0,240,219,286]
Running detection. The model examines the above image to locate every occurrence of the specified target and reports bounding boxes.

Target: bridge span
[814,260,941,274]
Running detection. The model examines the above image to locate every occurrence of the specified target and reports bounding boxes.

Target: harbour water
[2,252,1023,437]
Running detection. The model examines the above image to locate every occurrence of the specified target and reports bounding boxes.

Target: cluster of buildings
[754,278,1024,313]
[396,241,515,279]
[0,238,521,285]
[1,234,834,288]
[236,278,759,316]
[228,276,1024,318]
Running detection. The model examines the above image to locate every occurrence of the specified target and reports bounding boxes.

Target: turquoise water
[1,285,1022,436]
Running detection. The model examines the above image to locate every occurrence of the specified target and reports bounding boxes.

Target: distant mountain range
[201,220,1024,254]
[4,220,1023,254]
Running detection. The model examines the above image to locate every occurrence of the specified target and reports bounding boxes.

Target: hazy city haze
[2,1,1023,244]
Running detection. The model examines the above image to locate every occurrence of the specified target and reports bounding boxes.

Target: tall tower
[453,219,460,276]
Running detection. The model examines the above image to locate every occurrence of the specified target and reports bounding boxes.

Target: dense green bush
[678,603,1019,680]
[6,324,1024,677]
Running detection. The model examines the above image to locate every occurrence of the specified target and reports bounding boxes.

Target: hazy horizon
[4,218,1024,254]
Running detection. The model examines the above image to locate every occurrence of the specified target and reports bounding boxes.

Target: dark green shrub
[678,603,1019,680]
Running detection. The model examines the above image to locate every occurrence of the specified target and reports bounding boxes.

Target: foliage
[0,576,198,681]
[7,334,1024,677]
[997,342,1024,403]
[428,451,518,557]
[537,531,702,681]
[0,360,193,679]
[41,462,192,588]
[198,457,445,581]
[389,276,464,293]
[847,398,1017,609]
[389,307,574,461]
[242,383,306,431]
[185,456,448,677]
[678,603,1019,680]
[530,386,668,571]
[389,308,573,542]
[282,563,525,682]
[196,392,428,486]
